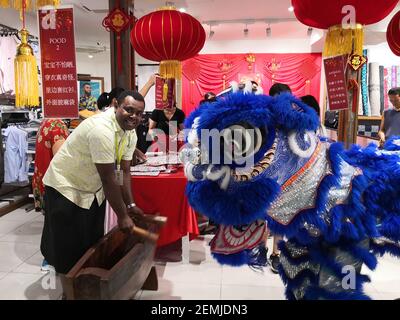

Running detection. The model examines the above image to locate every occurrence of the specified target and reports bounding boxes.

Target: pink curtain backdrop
[182,53,322,115]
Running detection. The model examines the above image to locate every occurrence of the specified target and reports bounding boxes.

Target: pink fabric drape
[182,53,322,115]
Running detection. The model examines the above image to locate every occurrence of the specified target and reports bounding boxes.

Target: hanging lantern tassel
[305,80,311,95]
[116,35,122,72]
[323,24,364,57]
[14,29,39,107]
[0,1,60,10]
[190,80,194,104]
[163,81,169,102]
[160,60,182,80]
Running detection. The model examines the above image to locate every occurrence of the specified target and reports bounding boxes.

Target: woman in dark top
[148,103,186,152]
[149,104,185,136]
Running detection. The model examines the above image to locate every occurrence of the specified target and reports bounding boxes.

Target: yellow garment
[43,108,137,209]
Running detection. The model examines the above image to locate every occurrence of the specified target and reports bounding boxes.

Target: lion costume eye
[288,130,317,158]
[221,123,264,163]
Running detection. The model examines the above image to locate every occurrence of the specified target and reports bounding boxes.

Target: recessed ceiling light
[288,6,294,12]
[179,8,186,13]
[88,54,94,59]
[266,26,272,37]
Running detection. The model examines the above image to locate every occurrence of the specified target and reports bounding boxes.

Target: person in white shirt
[42,91,145,287]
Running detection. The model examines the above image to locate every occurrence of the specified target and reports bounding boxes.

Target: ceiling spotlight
[266,25,272,37]
[179,8,186,13]
[288,6,294,12]
[307,27,313,37]
[209,25,215,39]
[88,54,94,59]
[244,25,249,37]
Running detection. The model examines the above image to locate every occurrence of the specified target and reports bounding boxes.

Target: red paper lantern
[292,0,398,29]
[387,11,400,56]
[130,8,206,79]
[292,0,398,57]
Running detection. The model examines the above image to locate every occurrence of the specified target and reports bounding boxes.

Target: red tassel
[117,35,122,72]
[305,80,311,95]
[190,80,194,104]
[348,79,359,113]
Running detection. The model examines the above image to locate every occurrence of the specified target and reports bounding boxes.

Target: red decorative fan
[298,58,320,80]
[183,60,202,104]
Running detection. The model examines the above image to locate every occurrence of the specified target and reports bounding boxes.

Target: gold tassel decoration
[14,29,39,107]
[323,24,364,57]
[190,80,195,104]
[0,0,59,10]
[163,81,168,102]
[0,0,9,8]
[160,60,182,80]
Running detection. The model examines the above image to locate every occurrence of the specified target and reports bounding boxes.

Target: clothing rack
[0,23,38,42]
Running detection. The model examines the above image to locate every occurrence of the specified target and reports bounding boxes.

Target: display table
[105,169,199,256]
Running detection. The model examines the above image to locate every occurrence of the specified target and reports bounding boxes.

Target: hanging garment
[4,126,28,183]
[392,66,397,91]
[380,66,385,115]
[360,49,369,116]
[384,68,390,110]
[0,127,4,185]
[369,62,381,116]
[0,36,19,94]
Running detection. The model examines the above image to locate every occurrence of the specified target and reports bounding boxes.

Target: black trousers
[40,186,105,274]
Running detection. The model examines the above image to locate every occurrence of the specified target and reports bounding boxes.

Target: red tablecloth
[131,169,199,247]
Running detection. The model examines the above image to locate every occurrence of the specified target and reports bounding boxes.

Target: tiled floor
[0,205,399,300]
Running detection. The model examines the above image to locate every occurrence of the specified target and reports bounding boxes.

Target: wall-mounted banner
[38,6,79,118]
[155,76,175,110]
[324,55,349,112]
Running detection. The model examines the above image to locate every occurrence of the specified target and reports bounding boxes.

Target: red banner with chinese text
[38,7,79,118]
[155,76,175,109]
[324,55,349,112]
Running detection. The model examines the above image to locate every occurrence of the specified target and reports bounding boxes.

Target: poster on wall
[38,6,79,118]
[324,55,349,112]
[77,75,104,103]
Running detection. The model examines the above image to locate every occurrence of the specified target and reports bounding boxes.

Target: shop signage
[324,55,349,111]
[155,76,175,109]
[38,6,79,118]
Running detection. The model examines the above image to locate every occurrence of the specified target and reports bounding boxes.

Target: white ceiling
[1,0,399,47]
[62,0,310,44]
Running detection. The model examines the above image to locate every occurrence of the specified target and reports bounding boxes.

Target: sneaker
[269,253,280,274]
[41,259,52,272]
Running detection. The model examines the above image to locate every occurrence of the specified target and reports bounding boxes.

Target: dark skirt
[41,186,105,274]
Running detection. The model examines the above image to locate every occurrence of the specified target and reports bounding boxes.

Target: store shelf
[0,109,30,113]
[0,196,30,218]
[358,116,382,120]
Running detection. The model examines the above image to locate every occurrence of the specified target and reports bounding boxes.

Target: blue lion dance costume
[180,86,400,300]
